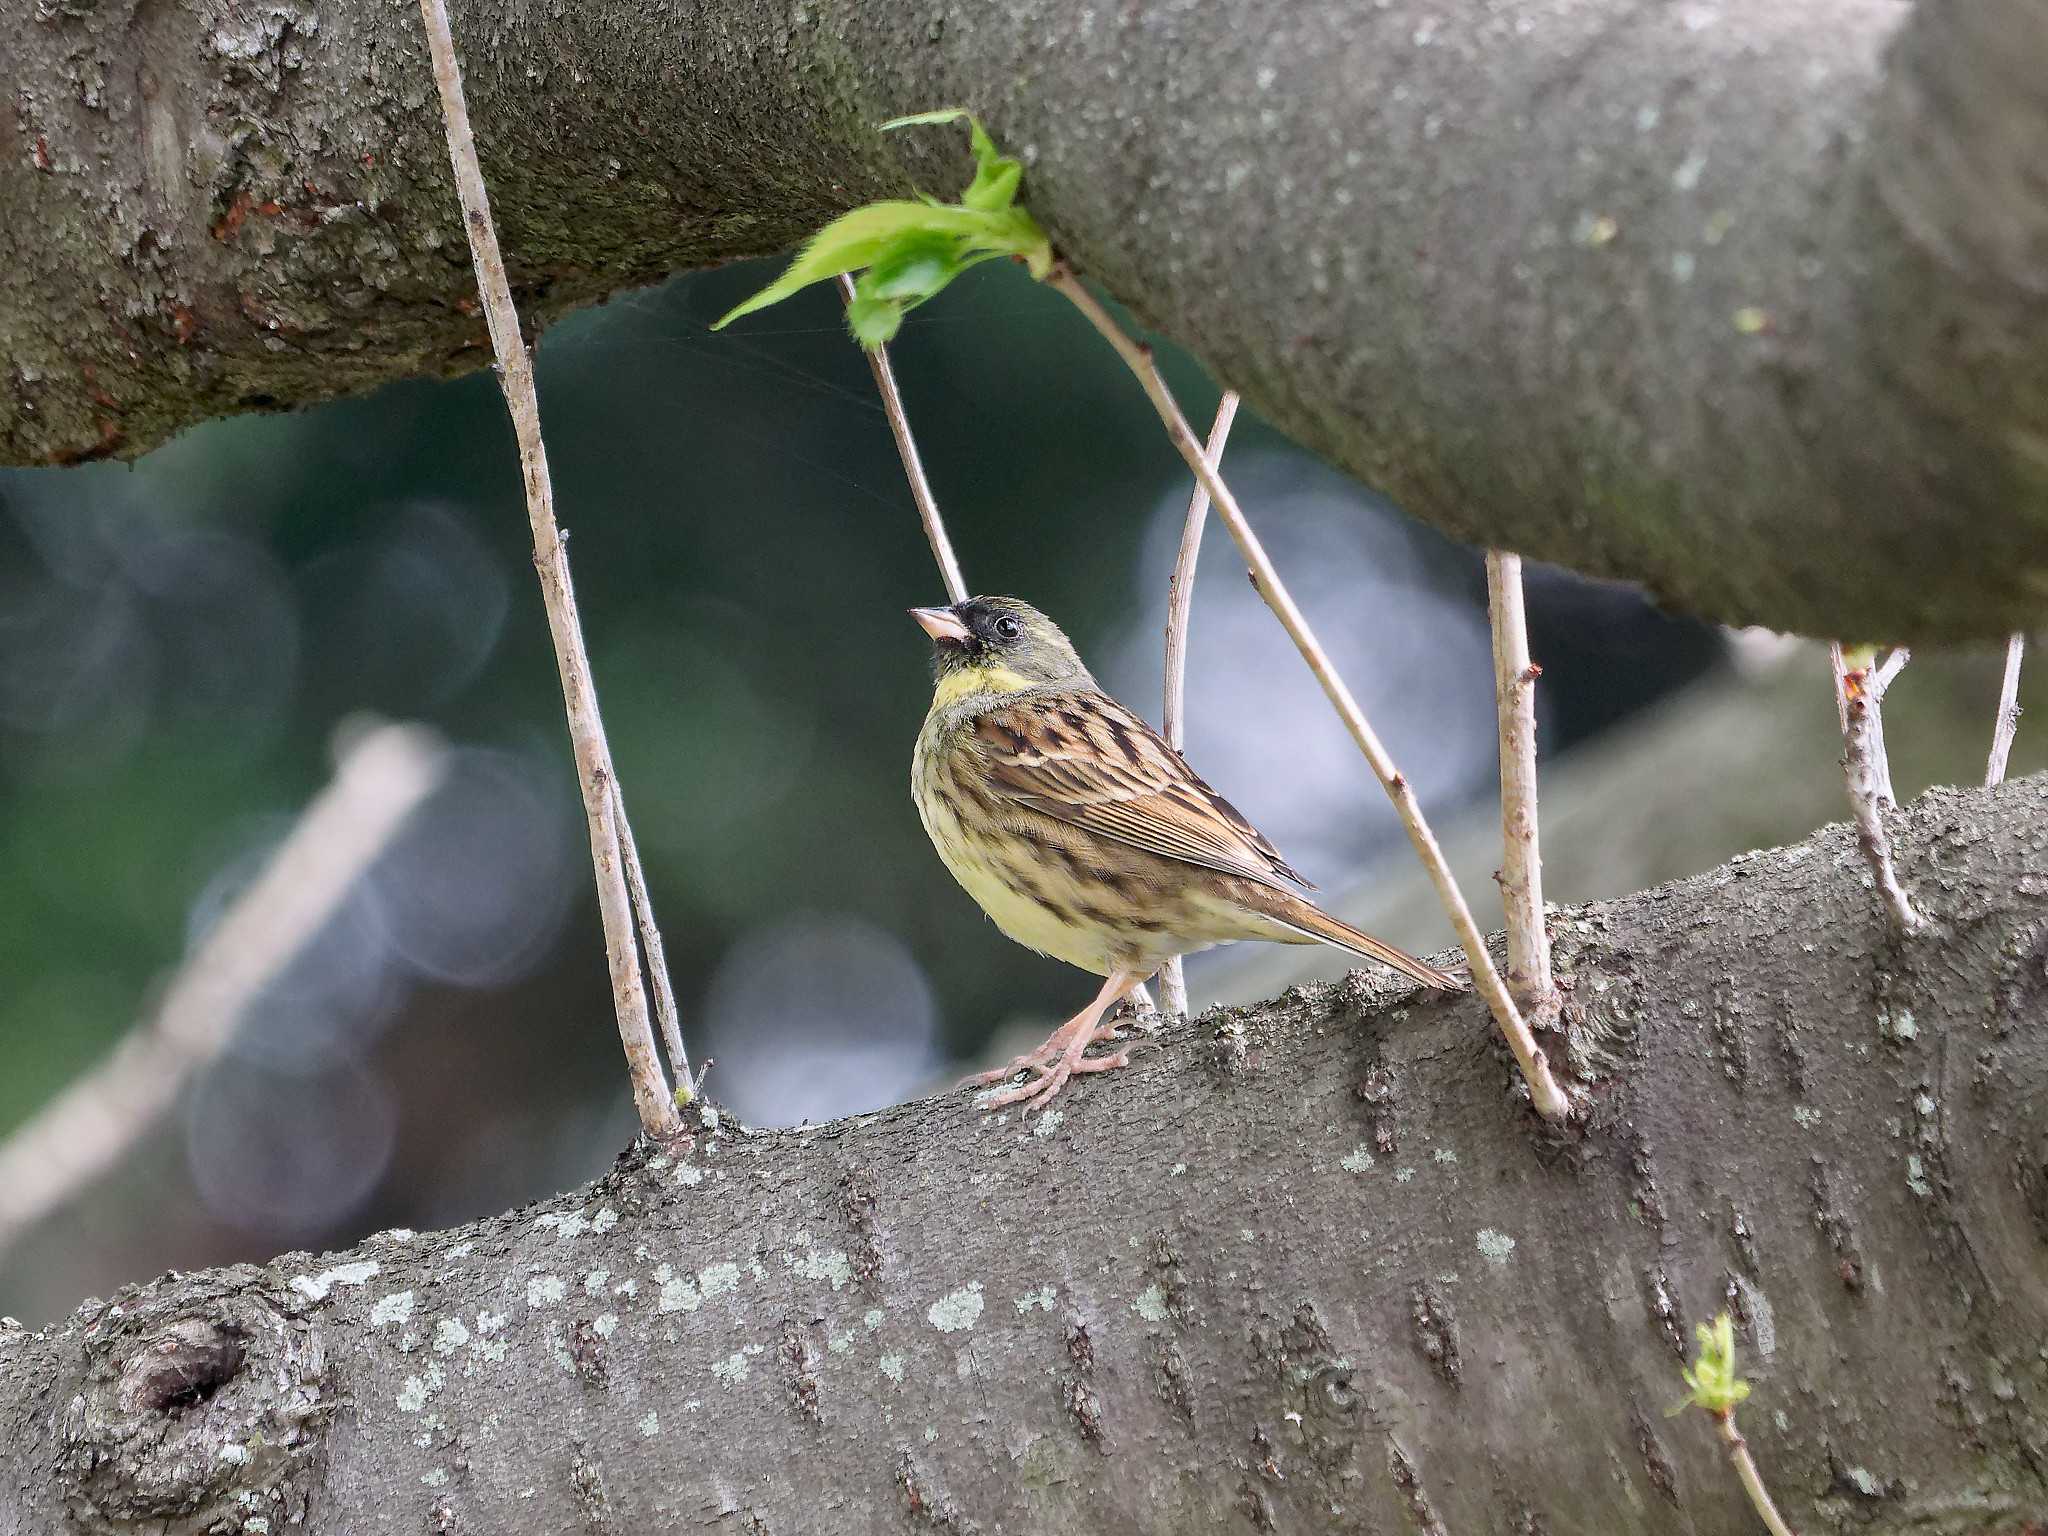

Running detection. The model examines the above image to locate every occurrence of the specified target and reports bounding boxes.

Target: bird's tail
[1260,896,1463,991]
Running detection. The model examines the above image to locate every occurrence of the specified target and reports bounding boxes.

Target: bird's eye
[993,614,1021,641]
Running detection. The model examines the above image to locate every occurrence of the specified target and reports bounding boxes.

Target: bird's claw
[958,1021,1126,1092]
[992,1037,1133,1106]
[975,1046,1130,1112]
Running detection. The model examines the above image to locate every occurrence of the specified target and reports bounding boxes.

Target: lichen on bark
[3,776,2045,1533]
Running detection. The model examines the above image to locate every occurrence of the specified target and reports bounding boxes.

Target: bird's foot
[978,1042,1131,1113]
[963,970,1146,1111]
[959,1019,1124,1091]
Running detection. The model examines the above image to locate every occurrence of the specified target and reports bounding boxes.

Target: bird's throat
[932,662,1038,710]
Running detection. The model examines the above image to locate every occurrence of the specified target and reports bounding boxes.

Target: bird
[909,595,1460,1111]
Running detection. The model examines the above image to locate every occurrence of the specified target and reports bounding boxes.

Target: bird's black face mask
[909,597,1094,692]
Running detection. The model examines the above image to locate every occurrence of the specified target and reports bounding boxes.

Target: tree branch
[1485,552,1556,1024]
[1215,641,2037,1006]
[6,776,2043,1533]
[1716,1413,1800,1536]
[1050,266,1571,1121]
[837,273,969,606]
[7,0,2046,640]
[613,778,694,1102]
[417,0,681,1135]
[0,723,446,1259]
[1157,391,1240,1021]
[1987,634,2026,787]
[1831,645,1923,935]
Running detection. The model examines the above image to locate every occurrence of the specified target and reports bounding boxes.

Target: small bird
[910,596,1459,1110]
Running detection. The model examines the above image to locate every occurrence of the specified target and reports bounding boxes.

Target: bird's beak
[909,605,972,645]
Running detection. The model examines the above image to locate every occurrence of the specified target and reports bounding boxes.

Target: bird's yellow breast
[913,705,1267,977]
[939,832,1117,974]
[930,663,1037,712]
[913,706,1116,975]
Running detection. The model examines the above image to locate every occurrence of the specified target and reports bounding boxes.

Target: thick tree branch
[6,776,2044,1534]
[6,0,2045,640]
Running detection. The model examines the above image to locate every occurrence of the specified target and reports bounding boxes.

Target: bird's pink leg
[967,969,1146,1111]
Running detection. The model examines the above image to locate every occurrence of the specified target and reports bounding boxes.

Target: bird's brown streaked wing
[969,690,1313,891]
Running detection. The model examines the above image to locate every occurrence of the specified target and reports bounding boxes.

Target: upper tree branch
[5,776,2044,1534]
[5,0,2045,640]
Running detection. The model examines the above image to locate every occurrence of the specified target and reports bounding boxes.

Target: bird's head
[910,596,1095,702]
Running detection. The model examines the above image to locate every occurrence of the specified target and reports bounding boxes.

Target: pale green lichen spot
[927,1284,984,1332]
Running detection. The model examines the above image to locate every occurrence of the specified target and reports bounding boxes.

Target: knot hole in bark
[60,1289,328,1534]
[118,1316,246,1416]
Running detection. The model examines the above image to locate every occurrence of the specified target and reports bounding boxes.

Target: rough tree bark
[6,0,2047,641]
[4,775,2044,1534]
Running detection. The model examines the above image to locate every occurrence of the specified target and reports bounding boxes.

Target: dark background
[0,259,1723,1323]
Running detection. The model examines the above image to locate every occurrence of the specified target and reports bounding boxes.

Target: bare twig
[1486,552,1558,1024]
[0,724,447,1257]
[613,779,694,1103]
[1987,633,2025,787]
[418,0,680,1137]
[1869,646,1910,699]
[1048,265,1571,1121]
[1828,644,1906,805]
[1677,1314,1798,1536]
[1830,644,1924,934]
[1864,645,1907,804]
[1715,1413,1799,1536]
[1162,393,1242,747]
[836,273,968,605]
[1158,390,1241,1020]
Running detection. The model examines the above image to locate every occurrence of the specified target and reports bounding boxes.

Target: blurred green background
[0,258,1747,1322]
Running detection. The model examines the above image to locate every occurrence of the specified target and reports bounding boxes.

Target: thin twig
[614,779,694,1103]
[418,0,680,1138]
[1829,644,1907,805]
[836,273,969,605]
[1048,265,1571,1121]
[1486,552,1558,1024]
[1158,390,1241,1020]
[1863,645,1907,805]
[0,724,447,1257]
[1716,1413,1800,1536]
[1163,393,1242,747]
[1831,644,1924,934]
[1987,633,2025,787]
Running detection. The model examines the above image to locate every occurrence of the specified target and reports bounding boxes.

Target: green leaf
[862,231,965,302]
[711,203,989,331]
[879,107,974,132]
[717,109,1051,346]
[963,158,1022,214]
[884,107,1026,214]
